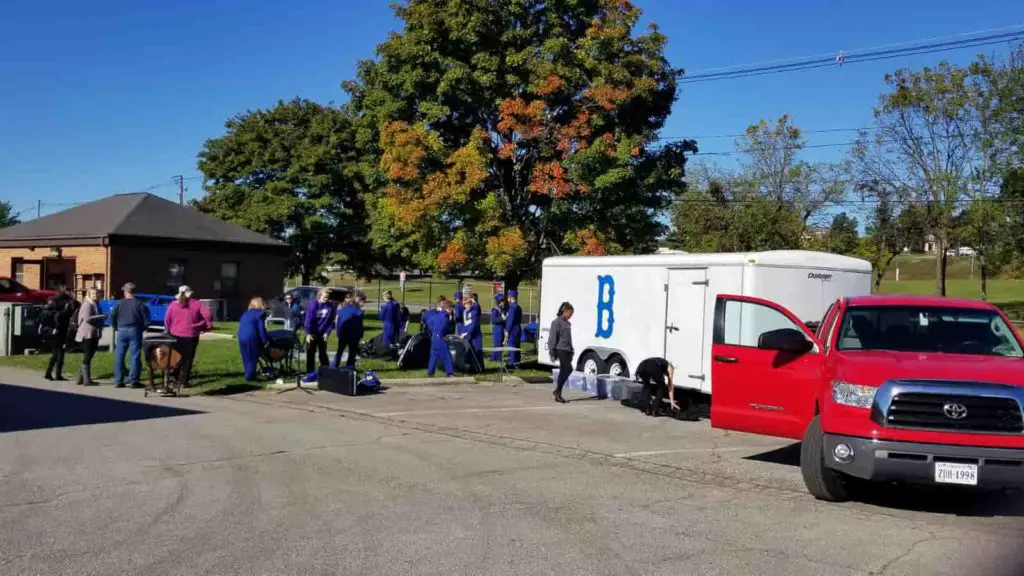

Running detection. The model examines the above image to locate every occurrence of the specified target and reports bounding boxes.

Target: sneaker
[129,382,144,389]
[115,383,126,388]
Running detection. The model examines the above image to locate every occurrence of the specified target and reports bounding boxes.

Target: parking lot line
[375,405,579,417]
[614,446,772,458]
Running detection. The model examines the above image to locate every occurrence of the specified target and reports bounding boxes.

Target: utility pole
[36,200,41,219]
[174,175,184,205]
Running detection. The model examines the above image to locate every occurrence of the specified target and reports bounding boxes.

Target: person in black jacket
[42,287,75,381]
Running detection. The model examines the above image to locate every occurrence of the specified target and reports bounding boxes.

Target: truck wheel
[578,351,606,375]
[607,355,629,377]
[800,416,851,502]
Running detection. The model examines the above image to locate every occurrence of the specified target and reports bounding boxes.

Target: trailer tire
[578,351,606,375]
[800,416,851,502]
[606,355,629,377]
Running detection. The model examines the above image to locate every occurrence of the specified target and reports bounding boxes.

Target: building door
[664,268,708,388]
[43,257,76,292]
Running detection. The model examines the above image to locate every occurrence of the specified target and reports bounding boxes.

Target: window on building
[220,262,239,296]
[13,262,25,284]
[167,260,186,290]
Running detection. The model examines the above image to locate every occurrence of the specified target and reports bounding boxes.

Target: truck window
[836,306,1024,358]
[720,300,807,348]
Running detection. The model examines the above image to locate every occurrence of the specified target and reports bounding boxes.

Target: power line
[658,127,873,141]
[680,27,1024,84]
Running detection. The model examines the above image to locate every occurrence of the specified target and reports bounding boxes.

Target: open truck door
[710,295,824,440]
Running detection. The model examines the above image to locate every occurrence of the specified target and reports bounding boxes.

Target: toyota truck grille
[886,393,1024,434]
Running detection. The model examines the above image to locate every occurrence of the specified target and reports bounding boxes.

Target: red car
[710,293,1024,501]
[0,277,57,304]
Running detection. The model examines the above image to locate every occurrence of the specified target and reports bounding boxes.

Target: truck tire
[800,416,851,502]
[606,355,629,377]
[578,351,606,375]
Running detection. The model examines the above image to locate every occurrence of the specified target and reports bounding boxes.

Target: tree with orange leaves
[344,0,696,289]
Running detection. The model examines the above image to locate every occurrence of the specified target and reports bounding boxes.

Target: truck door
[664,268,708,389]
[710,295,824,440]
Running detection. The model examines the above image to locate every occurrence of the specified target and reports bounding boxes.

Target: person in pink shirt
[164,285,213,388]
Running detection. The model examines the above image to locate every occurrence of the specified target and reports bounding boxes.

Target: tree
[344,0,695,289]
[955,198,1009,299]
[0,201,19,228]
[853,62,984,296]
[195,98,371,284]
[826,212,859,255]
[668,116,846,253]
[854,184,926,291]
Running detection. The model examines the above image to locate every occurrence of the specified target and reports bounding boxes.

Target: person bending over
[635,357,698,420]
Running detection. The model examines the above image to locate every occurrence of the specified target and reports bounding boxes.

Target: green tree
[853,62,985,296]
[955,198,1009,299]
[0,201,19,228]
[344,0,695,289]
[826,212,859,255]
[195,98,370,284]
[854,183,926,291]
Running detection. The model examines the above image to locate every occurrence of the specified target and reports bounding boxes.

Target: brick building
[0,193,289,318]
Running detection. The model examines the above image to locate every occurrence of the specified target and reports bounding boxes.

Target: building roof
[0,193,285,248]
[544,250,872,273]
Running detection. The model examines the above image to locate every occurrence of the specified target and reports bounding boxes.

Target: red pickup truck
[710,293,1024,502]
[0,277,56,304]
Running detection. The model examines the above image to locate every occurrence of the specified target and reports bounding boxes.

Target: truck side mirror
[758,328,812,354]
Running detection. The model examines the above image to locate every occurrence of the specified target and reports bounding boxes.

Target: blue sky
[1,0,1021,220]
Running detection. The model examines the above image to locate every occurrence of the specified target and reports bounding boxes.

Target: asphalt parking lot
[2,368,1024,575]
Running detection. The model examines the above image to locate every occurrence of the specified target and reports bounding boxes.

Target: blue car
[97,293,176,327]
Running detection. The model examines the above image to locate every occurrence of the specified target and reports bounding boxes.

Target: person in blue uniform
[237,297,269,381]
[379,290,400,346]
[333,293,366,370]
[461,292,484,366]
[490,293,507,361]
[505,290,523,365]
[426,299,455,377]
[452,291,464,335]
[303,288,335,382]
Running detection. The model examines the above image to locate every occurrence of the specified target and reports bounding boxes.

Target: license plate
[934,462,979,486]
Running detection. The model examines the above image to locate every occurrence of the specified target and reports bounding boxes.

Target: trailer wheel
[578,351,606,375]
[800,416,851,502]
[606,355,629,377]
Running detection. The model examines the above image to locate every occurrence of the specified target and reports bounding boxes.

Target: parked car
[97,293,176,327]
[0,277,57,304]
[268,286,350,321]
[710,293,1024,501]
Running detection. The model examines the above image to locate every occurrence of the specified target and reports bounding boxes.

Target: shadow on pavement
[745,443,802,467]
[746,442,1024,517]
[0,383,204,434]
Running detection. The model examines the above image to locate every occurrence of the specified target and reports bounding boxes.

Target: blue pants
[332,339,358,370]
[507,327,522,364]
[427,338,454,376]
[113,327,143,385]
[490,326,505,361]
[239,337,262,381]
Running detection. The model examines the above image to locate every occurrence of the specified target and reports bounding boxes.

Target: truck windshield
[835,306,1024,358]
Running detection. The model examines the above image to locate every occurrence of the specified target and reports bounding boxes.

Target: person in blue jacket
[427,298,455,377]
[303,288,335,382]
[490,293,507,361]
[461,292,484,366]
[379,290,400,346]
[333,293,366,370]
[505,289,523,365]
[452,291,464,335]
[284,294,303,332]
[237,297,269,381]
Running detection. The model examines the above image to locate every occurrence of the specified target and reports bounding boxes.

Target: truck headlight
[832,381,877,409]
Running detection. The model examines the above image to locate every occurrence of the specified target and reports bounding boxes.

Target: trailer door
[664,268,708,388]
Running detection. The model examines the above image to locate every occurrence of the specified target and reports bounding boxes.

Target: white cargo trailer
[537,250,872,394]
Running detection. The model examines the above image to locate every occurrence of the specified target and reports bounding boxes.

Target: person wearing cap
[164,285,213,389]
[426,298,455,377]
[110,282,148,388]
[505,289,523,365]
[452,291,465,335]
[490,293,507,361]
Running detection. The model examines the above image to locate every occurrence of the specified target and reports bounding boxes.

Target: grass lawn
[0,315,552,395]
[878,279,1024,320]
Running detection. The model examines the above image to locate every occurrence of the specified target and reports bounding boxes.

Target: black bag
[317,367,359,396]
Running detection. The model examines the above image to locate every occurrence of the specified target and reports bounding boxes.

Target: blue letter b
[595,275,615,339]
